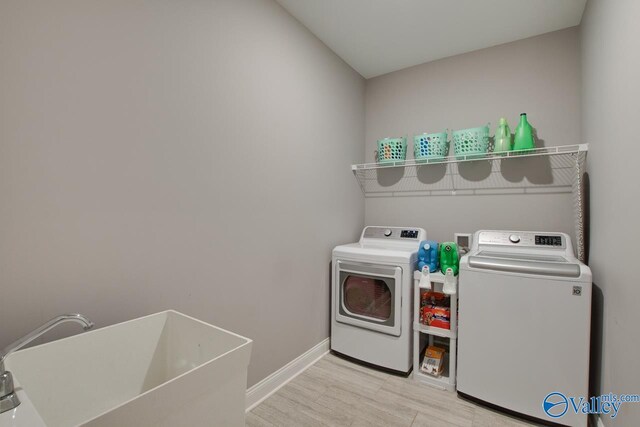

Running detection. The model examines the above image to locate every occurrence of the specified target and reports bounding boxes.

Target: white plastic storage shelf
[413,270,458,392]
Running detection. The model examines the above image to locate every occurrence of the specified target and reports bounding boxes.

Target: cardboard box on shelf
[420,345,446,377]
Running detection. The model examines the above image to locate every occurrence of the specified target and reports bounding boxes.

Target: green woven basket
[377,137,407,164]
[414,131,449,162]
[452,125,490,158]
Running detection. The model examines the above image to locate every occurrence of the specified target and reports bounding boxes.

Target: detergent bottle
[439,242,459,276]
[418,240,439,273]
[513,113,535,151]
[493,118,512,153]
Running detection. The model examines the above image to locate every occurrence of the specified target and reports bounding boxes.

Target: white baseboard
[245,338,330,412]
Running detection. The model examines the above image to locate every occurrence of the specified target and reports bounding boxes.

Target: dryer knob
[509,234,521,243]
[384,229,392,237]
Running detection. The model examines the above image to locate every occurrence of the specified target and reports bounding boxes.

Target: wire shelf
[352,144,588,261]
[353,144,587,171]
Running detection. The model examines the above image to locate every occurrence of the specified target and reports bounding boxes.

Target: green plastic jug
[513,113,535,151]
[493,118,512,153]
[439,242,459,276]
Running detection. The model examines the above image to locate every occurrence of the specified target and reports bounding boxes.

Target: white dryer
[457,230,592,427]
[331,226,426,374]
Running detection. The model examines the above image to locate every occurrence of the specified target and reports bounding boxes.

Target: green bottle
[493,118,512,153]
[439,242,459,276]
[513,113,535,151]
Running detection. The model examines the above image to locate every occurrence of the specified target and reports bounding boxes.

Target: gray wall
[0,0,364,386]
[581,0,640,425]
[364,28,581,244]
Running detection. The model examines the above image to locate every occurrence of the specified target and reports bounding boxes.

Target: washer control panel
[363,226,424,240]
[477,231,566,249]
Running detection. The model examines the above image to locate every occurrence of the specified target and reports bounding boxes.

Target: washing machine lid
[474,251,568,263]
[466,252,581,278]
[462,230,588,279]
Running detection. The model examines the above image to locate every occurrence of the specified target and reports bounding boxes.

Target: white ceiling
[276,0,587,78]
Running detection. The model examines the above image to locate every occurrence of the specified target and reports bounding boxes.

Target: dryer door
[335,261,402,336]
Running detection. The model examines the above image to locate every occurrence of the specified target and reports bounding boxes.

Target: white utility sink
[1,310,252,427]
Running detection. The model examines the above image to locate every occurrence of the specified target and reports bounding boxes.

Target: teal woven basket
[414,132,449,162]
[452,125,490,158]
[377,137,407,164]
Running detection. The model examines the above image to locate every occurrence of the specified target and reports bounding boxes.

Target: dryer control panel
[362,226,425,241]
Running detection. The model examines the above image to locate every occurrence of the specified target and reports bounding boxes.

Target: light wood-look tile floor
[247,353,541,427]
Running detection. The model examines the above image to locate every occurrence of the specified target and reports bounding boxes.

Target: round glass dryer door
[343,275,392,321]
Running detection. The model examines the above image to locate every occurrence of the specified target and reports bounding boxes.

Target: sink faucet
[0,314,94,414]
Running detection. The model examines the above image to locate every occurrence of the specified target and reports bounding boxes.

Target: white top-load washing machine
[331,226,426,374]
[457,230,592,427]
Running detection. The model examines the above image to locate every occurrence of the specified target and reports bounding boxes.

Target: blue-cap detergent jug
[418,240,439,273]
